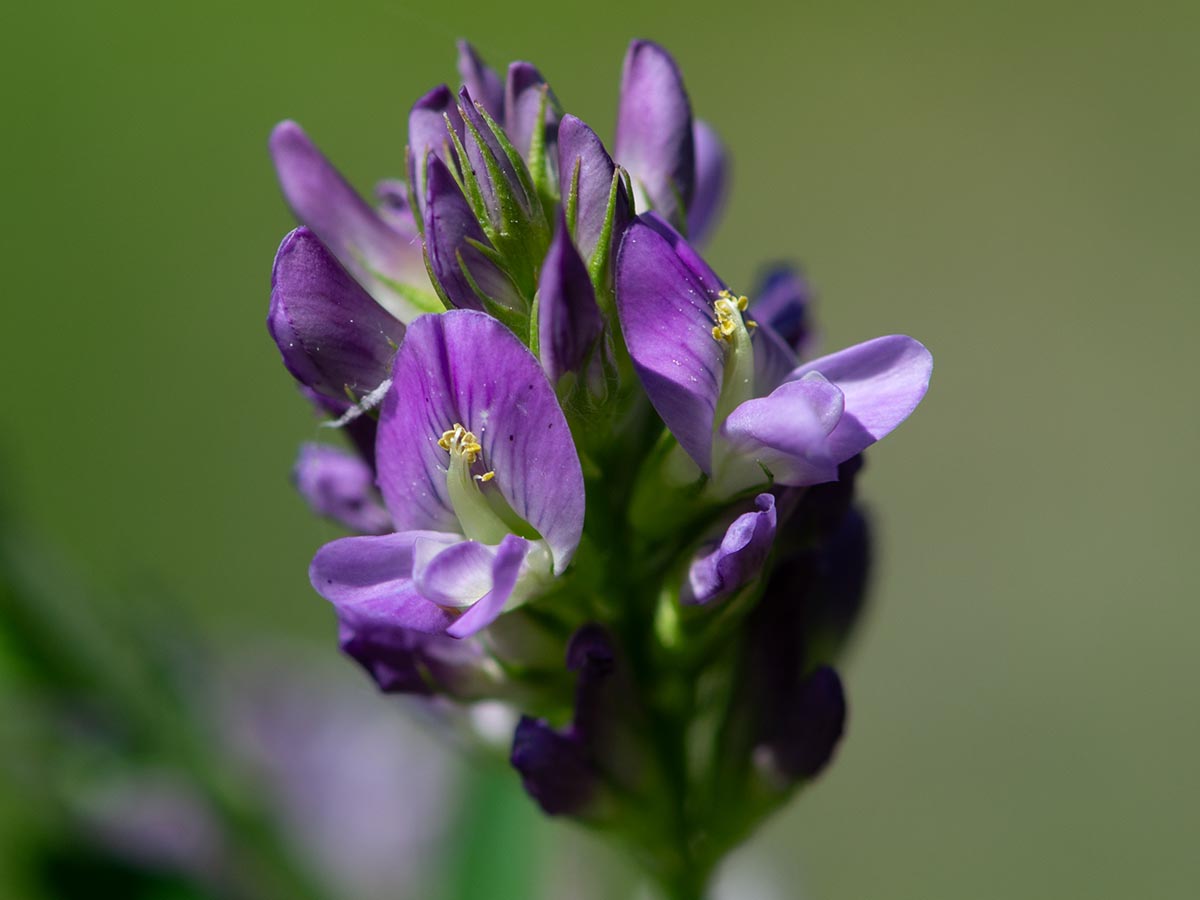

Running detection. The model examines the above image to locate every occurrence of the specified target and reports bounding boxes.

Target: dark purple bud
[565,624,617,747]
[504,62,561,164]
[557,114,632,266]
[458,86,534,227]
[749,265,814,356]
[292,443,391,534]
[614,40,695,229]
[688,120,728,246]
[338,618,494,698]
[683,493,777,605]
[300,385,377,467]
[537,210,603,383]
[406,85,463,216]
[422,155,521,312]
[511,716,598,816]
[760,666,846,781]
[456,41,504,122]
[267,228,405,404]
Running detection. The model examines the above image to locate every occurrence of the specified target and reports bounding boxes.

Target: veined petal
[445,534,531,638]
[309,530,459,634]
[614,40,695,228]
[270,122,427,318]
[684,493,777,605]
[406,85,463,216]
[376,310,584,572]
[720,373,845,486]
[750,265,813,356]
[293,443,391,535]
[456,41,504,121]
[268,228,405,404]
[537,210,603,383]
[615,215,723,472]
[504,62,561,163]
[688,120,728,246]
[422,156,520,312]
[557,115,631,265]
[789,335,933,462]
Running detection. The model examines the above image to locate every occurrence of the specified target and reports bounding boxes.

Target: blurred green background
[3,0,1198,897]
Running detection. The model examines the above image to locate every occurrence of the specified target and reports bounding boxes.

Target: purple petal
[376,310,584,571]
[684,493,777,605]
[721,373,846,486]
[637,212,725,295]
[268,228,405,403]
[309,531,459,634]
[445,534,531,638]
[687,120,728,246]
[750,265,813,356]
[790,335,933,462]
[537,210,603,382]
[456,41,504,121]
[422,155,520,312]
[293,443,391,534]
[338,620,431,694]
[615,216,724,472]
[504,62,561,162]
[406,85,463,217]
[557,115,632,265]
[270,122,426,315]
[752,319,799,396]
[373,179,419,236]
[614,40,694,227]
[511,716,596,816]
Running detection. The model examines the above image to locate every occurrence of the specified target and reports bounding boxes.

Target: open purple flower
[310,310,584,640]
[616,214,932,497]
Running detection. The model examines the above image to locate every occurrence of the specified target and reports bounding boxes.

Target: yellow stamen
[438,423,482,465]
[712,289,756,341]
[475,471,495,483]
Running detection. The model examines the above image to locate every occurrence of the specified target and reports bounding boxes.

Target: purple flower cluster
[266,38,932,886]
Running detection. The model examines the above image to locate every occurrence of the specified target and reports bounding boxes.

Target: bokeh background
[3,0,1199,897]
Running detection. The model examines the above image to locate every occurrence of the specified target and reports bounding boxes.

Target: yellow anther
[438,423,483,465]
[475,471,495,483]
[712,290,754,343]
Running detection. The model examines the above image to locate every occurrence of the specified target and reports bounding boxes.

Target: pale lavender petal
[416,538,504,607]
[752,319,798,396]
[504,62,561,162]
[376,310,584,571]
[373,179,419,236]
[270,122,426,312]
[684,493,777,605]
[616,215,723,472]
[721,373,846,486]
[557,114,631,265]
[422,155,520,312]
[310,531,459,634]
[456,41,504,121]
[790,335,933,462]
[614,40,694,226]
[687,120,727,245]
[293,443,391,534]
[750,265,813,355]
[267,228,405,403]
[446,534,531,638]
[406,85,463,216]
[538,210,603,382]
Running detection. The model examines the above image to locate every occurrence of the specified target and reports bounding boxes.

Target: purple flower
[268,228,405,409]
[688,120,728,245]
[309,310,584,640]
[456,41,504,121]
[292,443,391,535]
[557,114,633,277]
[683,493,777,605]
[536,209,604,384]
[616,214,932,497]
[270,121,436,320]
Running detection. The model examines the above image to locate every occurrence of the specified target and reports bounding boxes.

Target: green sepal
[455,243,528,337]
[525,84,562,223]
